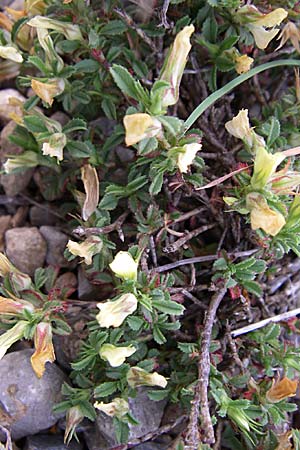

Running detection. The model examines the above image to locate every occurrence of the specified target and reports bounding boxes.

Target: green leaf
[153,325,167,344]
[100,20,127,35]
[23,116,48,133]
[94,381,118,398]
[110,64,139,99]
[11,17,29,44]
[62,118,87,134]
[101,98,117,120]
[219,36,239,51]
[147,389,170,401]
[74,59,100,73]
[71,354,96,371]
[152,299,185,315]
[78,400,97,421]
[242,280,262,297]
[138,137,158,156]
[127,316,144,331]
[158,116,183,137]
[149,171,164,196]
[114,418,129,444]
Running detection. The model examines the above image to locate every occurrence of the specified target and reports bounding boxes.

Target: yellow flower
[31,322,55,378]
[266,377,298,403]
[31,78,65,106]
[246,193,286,236]
[0,253,31,291]
[248,8,288,49]
[96,293,138,328]
[0,46,23,63]
[177,143,202,173]
[251,146,285,190]
[94,398,129,419]
[0,296,34,316]
[225,109,253,146]
[42,133,67,161]
[0,321,28,360]
[27,16,83,41]
[159,25,195,107]
[123,113,162,146]
[99,343,136,367]
[109,251,138,281]
[235,55,254,74]
[67,236,103,265]
[127,366,168,388]
[277,21,300,53]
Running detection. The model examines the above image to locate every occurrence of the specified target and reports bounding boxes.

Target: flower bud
[64,406,84,445]
[159,25,194,107]
[177,143,202,173]
[100,343,136,367]
[123,113,162,147]
[109,251,138,281]
[0,46,23,63]
[31,322,55,378]
[67,236,103,265]
[94,398,129,419]
[127,366,168,388]
[42,133,67,161]
[0,253,31,291]
[31,78,65,106]
[266,377,298,403]
[251,146,285,190]
[235,55,253,75]
[3,151,40,173]
[96,293,138,328]
[246,192,286,236]
[0,320,28,360]
[27,16,83,41]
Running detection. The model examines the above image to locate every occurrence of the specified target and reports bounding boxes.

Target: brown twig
[155,249,259,273]
[114,8,156,51]
[158,0,171,28]
[185,286,227,448]
[163,223,216,253]
[72,212,128,238]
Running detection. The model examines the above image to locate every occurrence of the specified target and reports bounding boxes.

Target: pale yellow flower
[123,113,162,146]
[246,193,286,236]
[0,321,28,360]
[177,143,202,173]
[127,366,168,388]
[94,398,129,418]
[96,293,138,328]
[235,55,254,74]
[251,146,285,190]
[109,251,138,281]
[27,16,83,41]
[266,377,298,403]
[31,322,55,378]
[3,151,40,173]
[277,21,300,53]
[67,236,103,265]
[99,343,136,367]
[160,25,194,107]
[31,78,65,106]
[225,109,253,146]
[248,8,288,50]
[0,46,23,63]
[42,133,67,161]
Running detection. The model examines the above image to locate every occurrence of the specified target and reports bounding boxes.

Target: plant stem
[184,59,300,131]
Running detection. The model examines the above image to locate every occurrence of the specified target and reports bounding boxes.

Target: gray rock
[5,227,47,276]
[133,443,167,450]
[0,121,34,196]
[29,206,58,227]
[39,226,71,268]
[25,433,82,450]
[0,349,67,440]
[50,112,70,127]
[84,388,167,450]
[77,266,105,301]
[0,215,11,251]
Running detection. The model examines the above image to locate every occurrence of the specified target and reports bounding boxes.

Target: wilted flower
[246,192,286,236]
[225,109,253,146]
[266,377,298,403]
[109,251,138,281]
[247,8,288,49]
[27,16,83,41]
[275,430,293,450]
[31,322,55,378]
[0,320,28,360]
[96,293,138,328]
[99,343,136,367]
[235,54,254,74]
[0,253,31,291]
[0,46,23,63]
[31,78,65,106]
[67,236,103,265]
[159,25,195,107]
[251,146,286,190]
[127,366,168,388]
[94,398,129,419]
[64,406,84,445]
[123,113,162,146]
[3,151,40,173]
[277,21,300,53]
[81,164,99,221]
[177,143,202,173]
[42,133,67,161]
[0,296,34,316]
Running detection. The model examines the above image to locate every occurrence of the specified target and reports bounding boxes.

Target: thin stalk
[184,59,300,131]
